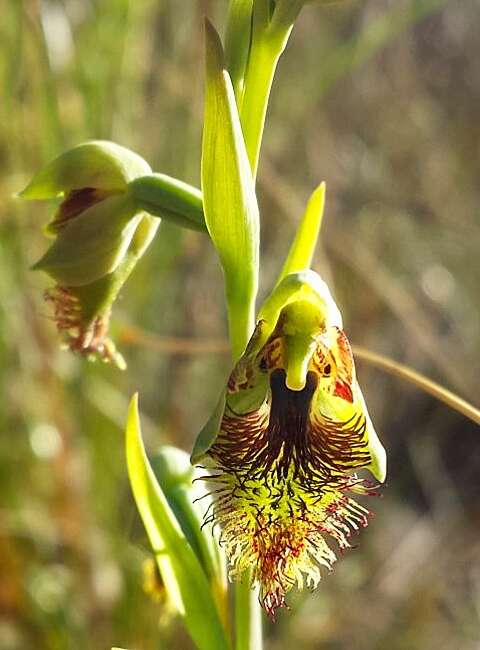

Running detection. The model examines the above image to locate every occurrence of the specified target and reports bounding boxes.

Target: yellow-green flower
[20,141,158,368]
[193,271,386,616]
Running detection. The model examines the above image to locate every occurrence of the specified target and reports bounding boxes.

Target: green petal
[20,141,151,199]
[191,320,272,461]
[40,214,160,369]
[66,216,160,324]
[32,194,141,286]
[353,384,387,482]
[276,182,326,286]
[259,270,342,332]
[126,396,231,650]
[201,20,260,360]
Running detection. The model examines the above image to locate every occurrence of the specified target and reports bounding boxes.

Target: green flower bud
[20,141,158,368]
[149,446,226,594]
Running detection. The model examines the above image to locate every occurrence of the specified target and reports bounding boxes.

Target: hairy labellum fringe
[204,368,378,615]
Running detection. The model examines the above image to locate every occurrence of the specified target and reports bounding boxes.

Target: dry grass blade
[353,345,480,426]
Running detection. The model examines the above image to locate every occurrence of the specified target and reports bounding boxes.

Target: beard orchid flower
[20,141,159,368]
[192,270,386,616]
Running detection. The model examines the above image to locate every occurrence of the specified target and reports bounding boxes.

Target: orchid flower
[192,271,386,615]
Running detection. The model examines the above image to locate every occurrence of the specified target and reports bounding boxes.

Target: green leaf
[276,182,325,285]
[126,395,231,650]
[201,20,260,361]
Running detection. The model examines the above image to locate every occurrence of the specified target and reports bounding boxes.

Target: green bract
[276,182,326,284]
[201,20,260,361]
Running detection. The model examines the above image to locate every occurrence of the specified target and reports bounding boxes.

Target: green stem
[235,573,262,650]
[228,293,257,363]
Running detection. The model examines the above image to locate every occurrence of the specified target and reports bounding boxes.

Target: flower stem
[235,573,262,650]
[128,173,205,232]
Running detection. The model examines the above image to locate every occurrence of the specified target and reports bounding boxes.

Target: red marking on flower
[333,380,354,403]
[51,187,111,230]
[44,286,117,363]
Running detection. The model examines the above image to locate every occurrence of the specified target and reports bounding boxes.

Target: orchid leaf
[149,446,226,591]
[201,20,260,360]
[126,395,230,650]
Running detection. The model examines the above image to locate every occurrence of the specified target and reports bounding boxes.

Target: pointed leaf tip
[204,19,225,70]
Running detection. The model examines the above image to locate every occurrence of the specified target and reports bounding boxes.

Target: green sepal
[202,20,260,360]
[19,141,151,199]
[129,174,207,233]
[191,320,271,461]
[32,194,142,286]
[126,396,231,650]
[68,214,159,325]
[276,182,325,285]
[191,390,227,465]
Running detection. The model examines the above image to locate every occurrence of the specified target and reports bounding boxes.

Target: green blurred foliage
[0,1,479,649]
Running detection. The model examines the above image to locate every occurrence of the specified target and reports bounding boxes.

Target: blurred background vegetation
[1,0,479,648]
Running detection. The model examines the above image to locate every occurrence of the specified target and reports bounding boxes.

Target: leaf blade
[126,395,231,650]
